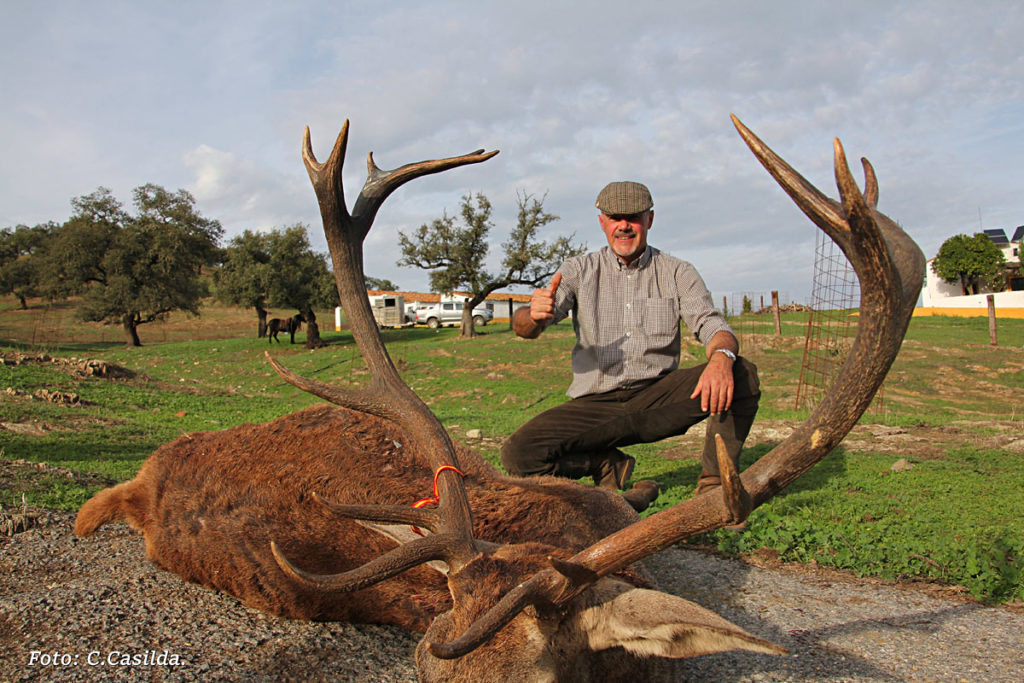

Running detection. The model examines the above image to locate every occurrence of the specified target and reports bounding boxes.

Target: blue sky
[2,1,1022,303]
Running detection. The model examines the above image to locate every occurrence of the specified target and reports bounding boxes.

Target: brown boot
[695,473,721,496]
[621,480,660,513]
[592,449,635,491]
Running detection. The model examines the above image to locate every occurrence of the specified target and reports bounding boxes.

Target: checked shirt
[547,245,732,398]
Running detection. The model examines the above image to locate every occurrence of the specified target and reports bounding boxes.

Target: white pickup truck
[412,301,493,329]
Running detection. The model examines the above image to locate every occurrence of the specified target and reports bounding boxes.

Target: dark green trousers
[500,358,760,481]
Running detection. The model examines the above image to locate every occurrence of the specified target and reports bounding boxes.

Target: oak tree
[214,230,274,337]
[398,191,585,337]
[43,186,223,346]
[263,224,337,349]
[0,222,56,309]
[931,232,1006,295]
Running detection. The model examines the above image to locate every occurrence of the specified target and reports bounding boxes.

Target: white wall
[922,260,1024,308]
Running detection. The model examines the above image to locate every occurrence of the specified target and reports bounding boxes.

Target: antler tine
[426,573,556,659]
[730,114,850,251]
[270,122,499,585]
[302,122,351,225]
[270,534,455,592]
[513,116,926,608]
[265,352,404,422]
[715,433,752,523]
[862,157,879,208]
[355,149,499,226]
[311,492,441,530]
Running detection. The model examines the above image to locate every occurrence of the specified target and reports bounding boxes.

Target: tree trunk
[459,294,492,339]
[122,314,142,347]
[303,309,325,349]
[256,305,269,338]
[17,294,27,310]
[459,307,476,338]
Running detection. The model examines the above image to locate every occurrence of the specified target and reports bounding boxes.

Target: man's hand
[530,273,562,323]
[691,331,738,415]
[513,273,562,339]
[691,354,735,415]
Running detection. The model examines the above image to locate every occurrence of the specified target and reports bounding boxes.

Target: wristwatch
[714,349,737,361]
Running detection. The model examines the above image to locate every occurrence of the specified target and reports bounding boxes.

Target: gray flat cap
[595,181,653,215]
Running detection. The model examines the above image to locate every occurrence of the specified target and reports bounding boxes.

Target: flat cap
[595,181,653,215]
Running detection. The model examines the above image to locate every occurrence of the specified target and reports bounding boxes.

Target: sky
[2,0,1022,305]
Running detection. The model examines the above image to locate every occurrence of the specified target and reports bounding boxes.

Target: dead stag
[76,116,925,682]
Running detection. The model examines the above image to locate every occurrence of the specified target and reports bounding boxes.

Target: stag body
[77,117,924,682]
[76,404,644,627]
[76,404,769,679]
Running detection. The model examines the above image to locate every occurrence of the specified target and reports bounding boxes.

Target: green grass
[701,444,1024,602]
[2,298,1023,603]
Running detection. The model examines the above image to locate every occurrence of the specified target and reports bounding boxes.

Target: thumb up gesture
[529,273,562,323]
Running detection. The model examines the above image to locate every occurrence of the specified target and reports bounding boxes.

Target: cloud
[2,0,1023,299]
[180,144,315,237]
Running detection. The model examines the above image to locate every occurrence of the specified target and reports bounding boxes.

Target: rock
[890,458,914,472]
[465,429,482,439]
[32,388,81,405]
[0,422,47,436]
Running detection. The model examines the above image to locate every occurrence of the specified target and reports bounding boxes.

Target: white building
[920,228,1024,312]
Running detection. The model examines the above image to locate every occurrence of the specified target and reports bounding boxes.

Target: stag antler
[268,122,498,581]
[422,115,926,658]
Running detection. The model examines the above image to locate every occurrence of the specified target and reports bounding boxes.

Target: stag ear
[578,583,786,659]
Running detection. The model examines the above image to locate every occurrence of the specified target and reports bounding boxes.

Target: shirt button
[625,331,632,337]
[626,303,632,309]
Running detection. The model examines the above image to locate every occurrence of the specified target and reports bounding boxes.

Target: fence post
[722,296,728,318]
[987,294,997,346]
[771,290,782,336]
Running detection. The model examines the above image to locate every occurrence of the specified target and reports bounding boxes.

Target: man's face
[599,210,654,264]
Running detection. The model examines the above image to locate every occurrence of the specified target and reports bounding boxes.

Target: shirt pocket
[641,297,679,347]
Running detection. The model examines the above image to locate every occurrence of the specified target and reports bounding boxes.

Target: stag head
[268,117,925,681]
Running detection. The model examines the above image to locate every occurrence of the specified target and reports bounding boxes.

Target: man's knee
[733,357,761,412]
[500,431,536,477]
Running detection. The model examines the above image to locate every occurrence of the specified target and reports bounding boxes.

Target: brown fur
[267,315,303,343]
[75,405,645,633]
[76,404,787,681]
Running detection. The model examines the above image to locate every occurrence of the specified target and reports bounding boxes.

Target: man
[500,181,760,513]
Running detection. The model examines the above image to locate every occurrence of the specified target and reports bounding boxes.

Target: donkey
[76,117,924,682]
[267,314,304,344]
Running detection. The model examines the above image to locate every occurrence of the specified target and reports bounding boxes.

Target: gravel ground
[2,511,1022,682]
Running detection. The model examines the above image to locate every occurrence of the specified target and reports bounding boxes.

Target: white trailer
[368,295,411,328]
